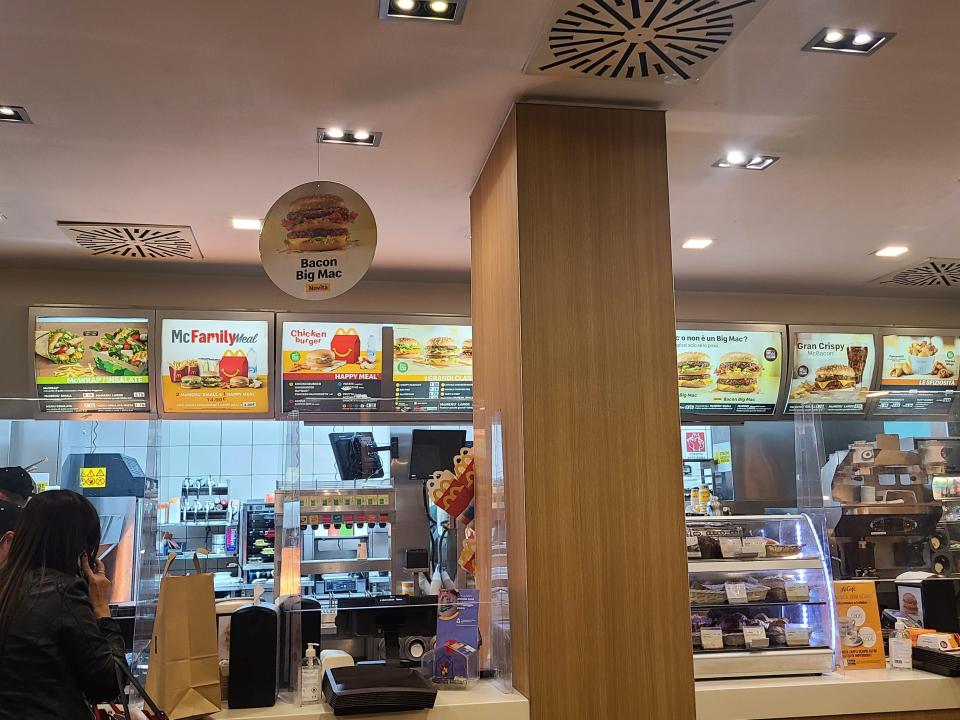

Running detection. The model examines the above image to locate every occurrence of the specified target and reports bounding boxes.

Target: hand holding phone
[81,552,113,619]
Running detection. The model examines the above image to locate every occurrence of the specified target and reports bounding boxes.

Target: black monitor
[408,430,466,482]
[335,595,437,666]
[329,432,385,482]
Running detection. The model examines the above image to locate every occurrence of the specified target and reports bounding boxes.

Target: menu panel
[160,318,270,414]
[393,324,472,412]
[676,328,784,415]
[786,330,877,414]
[872,332,960,416]
[34,315,150,414]
[281,322,383,412]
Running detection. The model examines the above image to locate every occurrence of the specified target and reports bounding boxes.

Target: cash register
[322,595,438,716]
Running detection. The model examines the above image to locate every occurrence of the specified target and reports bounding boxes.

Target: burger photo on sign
[281,194,358,252]
[677,352,712,388]
[259,181,378,301]
[714,352,761,394]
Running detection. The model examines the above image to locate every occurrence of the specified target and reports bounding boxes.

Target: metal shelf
[172,553,236,561]
[300,558,392,574]
[159,521,235,528]
[694,644,830,655]
[688,558,823,573]
[690,601,825,610]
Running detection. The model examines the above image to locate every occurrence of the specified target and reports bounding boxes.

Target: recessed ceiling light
[0,104,32,124]
[874,245,909,258]
[712,153,780,171]
[725,150,746,166]
[231,218,262,231]
[380,0,465,23]
[317,128,383,147]
[803,27,894,56]
[682,238,714,250]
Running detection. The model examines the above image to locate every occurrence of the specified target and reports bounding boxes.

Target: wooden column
[471,103,695,719]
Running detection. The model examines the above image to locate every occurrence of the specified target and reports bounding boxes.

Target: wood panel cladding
[783,711,960,720]
[471,103,694,719]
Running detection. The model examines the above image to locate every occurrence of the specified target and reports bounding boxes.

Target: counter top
[696,667,960,720]
[212,680,528,720]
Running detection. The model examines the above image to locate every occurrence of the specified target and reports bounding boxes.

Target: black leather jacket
[0,568,124,719]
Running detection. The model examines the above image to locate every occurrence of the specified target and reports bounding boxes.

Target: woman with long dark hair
[0,490,124,718]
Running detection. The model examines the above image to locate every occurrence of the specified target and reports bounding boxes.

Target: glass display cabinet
[687,514,836,678]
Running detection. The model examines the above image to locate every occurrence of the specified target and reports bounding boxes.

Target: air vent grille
[525,0,767,82]
[872,258,960,288]
[58,222,203,260]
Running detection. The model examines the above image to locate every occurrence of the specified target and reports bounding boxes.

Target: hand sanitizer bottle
[890,620,913,670]
[300,643,321,705]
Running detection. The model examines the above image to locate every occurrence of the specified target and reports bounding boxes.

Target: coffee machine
[827,434,942,579]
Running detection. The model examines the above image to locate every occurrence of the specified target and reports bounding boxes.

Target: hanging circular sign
[259,181,377,300]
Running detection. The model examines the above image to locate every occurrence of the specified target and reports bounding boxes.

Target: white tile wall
[2,419,476,502]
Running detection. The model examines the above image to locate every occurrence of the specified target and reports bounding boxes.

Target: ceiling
[1,0,959,296]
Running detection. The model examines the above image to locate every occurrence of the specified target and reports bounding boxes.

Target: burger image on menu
[426,337,459,366]
[677,352,712,388]
[304,349,337,370]
[394,337,422,358]
[715,352,761,394]
[280,194,359,252]
[814,364,858,392]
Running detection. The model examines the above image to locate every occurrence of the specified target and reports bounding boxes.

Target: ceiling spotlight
[380,0,465,22]
[803,27,894,55]
[725,150,746,166]
[231,218,262,231]
[874,245,909,258]
[0,104,31,124]
[682,238,714,250]
[317,128,382,147]
[713,153,779,171]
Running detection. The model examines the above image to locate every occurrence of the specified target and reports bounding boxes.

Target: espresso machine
[826,434,942,580]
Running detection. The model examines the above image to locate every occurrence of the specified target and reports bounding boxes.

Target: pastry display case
[687,514,836,679]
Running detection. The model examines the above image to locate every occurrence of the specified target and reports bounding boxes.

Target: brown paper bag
[146,553,222,719]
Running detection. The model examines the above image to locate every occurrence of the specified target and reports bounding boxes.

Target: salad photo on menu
[786,331,876,413]
[33,315,151,414]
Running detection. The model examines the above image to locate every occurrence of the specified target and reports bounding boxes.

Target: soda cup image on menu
[846,345,868,384]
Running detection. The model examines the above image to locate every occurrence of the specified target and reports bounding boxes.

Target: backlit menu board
[393,324,472,412]
[34,314,150,414]
[676,326,784,416]
[872,331,960,416]
[160,317,270,414]
[785,328,877,414]
[281,322,383,412]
